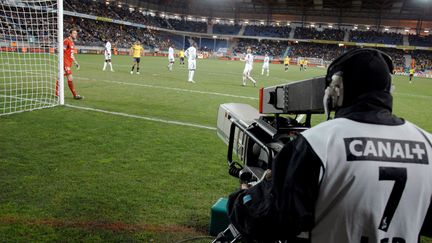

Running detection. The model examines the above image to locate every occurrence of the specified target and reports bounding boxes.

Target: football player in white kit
[242,48,257,87]
[185,43,197,83]
[167,45,175,71]
[102,40,114,72]
[227,49,432,242]
[261,53,270,76]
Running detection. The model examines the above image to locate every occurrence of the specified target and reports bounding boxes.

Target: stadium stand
[376,47,406,68]
[65,0,120,20]
[64,17,170,49]
[157,32,184,49]
[200,38,217,51]
[0,9,53,42]
[289,42,345,60]
[349,30,403,45]
[233,39,287,57]
[169,19,207,33]
[411,50,432,70]
[0,15,25,42]
[294,27,345,41]
[60,0,432,69]
[408,34,432,47]
[243,25,291,38]
[213,24,241,35]
[215,39,229,51]
[65,0,169,29]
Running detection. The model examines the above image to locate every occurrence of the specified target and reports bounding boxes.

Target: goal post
[57,0,64,105]
[0,0,63,116]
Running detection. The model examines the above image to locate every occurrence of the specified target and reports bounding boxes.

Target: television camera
[213,77,326,242]
[217,77,326,184]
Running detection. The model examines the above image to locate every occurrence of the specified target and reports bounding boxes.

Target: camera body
[217,77,326,182]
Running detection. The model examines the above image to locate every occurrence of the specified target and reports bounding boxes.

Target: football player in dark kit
[228,49,432,243]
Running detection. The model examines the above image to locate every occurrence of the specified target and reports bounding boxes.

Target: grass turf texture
[1,54,431,242]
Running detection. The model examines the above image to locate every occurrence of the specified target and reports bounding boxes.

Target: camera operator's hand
[264,169,272,180]
[240,169,272,190]
[240,183,250,190]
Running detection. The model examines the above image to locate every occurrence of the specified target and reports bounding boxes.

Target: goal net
[0,0,63,116]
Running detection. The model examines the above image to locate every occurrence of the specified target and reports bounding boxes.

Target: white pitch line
[65,104,216,131]
[394,92,432,99]
[77,77,258,100]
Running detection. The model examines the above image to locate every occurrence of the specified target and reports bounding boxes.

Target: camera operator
[227,49,432,242]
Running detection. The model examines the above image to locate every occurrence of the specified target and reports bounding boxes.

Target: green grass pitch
[0,54,431,242]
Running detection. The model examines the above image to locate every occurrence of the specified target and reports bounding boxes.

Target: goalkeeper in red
[56,29,82,100]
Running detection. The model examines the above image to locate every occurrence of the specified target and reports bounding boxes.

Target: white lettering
[404,144,414,159]
[392,143,405,159]
[412,144,426,160]
[349,140,363,157]
[377,141,392,157]
[363,140,378,157]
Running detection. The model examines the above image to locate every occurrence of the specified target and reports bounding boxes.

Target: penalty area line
[65,104,216,131]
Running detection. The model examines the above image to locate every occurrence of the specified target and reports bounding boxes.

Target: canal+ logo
[344,137,429,164]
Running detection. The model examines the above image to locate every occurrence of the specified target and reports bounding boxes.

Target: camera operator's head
[323,48,394,117]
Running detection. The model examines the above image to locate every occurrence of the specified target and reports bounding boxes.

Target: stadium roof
[115,0,432,28]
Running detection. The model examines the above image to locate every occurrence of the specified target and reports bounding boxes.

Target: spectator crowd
[294,27,345,41]
[349,30,403,45]
[1,0,430,70]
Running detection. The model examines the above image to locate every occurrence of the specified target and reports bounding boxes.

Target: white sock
[188,71,191,81]
[109,62,113,71]
[248,76,256,84]
[242,76,246,85]
[261,69,264,75]
[190,70,195,81]
[103,62,107,70]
